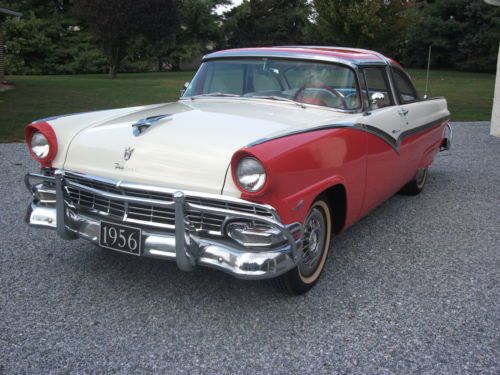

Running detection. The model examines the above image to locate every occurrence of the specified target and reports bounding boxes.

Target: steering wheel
[294,84,348,110]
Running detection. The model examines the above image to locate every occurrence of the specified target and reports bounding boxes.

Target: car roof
[203,46,401,68]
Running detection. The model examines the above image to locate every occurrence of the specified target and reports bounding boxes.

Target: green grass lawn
[407,69,495,122]
[0,72,195,142]
[0,69,495,141]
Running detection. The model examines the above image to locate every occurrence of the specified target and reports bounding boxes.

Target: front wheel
[272,198,332,295]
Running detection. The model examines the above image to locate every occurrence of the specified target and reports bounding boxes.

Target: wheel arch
[317,183,347,234]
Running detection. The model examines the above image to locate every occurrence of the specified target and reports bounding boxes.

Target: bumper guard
[25,170,303,280]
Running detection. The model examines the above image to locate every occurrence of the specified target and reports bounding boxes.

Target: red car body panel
[236,120,448,231]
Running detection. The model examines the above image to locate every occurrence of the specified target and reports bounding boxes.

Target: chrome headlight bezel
[235,157,267,193]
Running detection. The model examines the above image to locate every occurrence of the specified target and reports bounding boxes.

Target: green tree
[164,0,230,71]
[3,3,107,75]
[224,0,311,48]
[402,0,500,71]
[73,0,181,78]
[310,0,415,57]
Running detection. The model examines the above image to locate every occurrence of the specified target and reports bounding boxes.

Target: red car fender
[233,128,367,229]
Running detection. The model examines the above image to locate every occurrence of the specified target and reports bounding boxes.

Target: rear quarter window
[392,68,419,103]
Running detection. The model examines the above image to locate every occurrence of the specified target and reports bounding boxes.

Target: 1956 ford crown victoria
[24,46,452,294]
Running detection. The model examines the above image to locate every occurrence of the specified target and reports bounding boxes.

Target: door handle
[398,107,409,116]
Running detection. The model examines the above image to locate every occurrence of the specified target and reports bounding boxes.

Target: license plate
[99,221,142,256]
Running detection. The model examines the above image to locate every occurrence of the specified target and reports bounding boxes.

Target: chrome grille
[64,173,273,234]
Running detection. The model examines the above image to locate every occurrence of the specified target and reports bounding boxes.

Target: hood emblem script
[132,114,172,136]
[123,147,135,161]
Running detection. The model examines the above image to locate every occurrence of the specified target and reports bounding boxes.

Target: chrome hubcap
[299,207,326,277]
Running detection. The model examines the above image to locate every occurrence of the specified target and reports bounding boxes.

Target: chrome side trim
[246,123,352,147]
[246,116,450,155]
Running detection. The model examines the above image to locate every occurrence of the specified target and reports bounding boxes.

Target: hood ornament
[124,147,134,161]
[132,114,172,136]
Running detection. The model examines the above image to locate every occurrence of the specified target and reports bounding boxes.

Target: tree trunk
[107,45,122,79]
[171,56,181,72]
[109,64,117,79]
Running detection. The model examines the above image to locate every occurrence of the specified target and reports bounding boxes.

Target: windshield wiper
[249,95,306,109]
[190,92,241,99]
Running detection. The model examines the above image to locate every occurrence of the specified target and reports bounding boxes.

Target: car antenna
[423,45,432,99]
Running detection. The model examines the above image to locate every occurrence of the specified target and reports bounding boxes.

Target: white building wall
[491,44,500,137]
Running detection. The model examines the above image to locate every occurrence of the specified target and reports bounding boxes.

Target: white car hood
[62,99,352,194]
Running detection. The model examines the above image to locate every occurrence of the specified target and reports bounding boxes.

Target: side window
[392,68,418,103]
[363,68,394,109]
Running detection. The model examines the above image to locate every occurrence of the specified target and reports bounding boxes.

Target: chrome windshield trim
[178,96,361,115]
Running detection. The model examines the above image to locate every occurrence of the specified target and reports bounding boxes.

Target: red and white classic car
[25,47,451,294]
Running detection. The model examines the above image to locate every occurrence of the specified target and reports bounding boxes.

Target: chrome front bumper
[25,170,303,280]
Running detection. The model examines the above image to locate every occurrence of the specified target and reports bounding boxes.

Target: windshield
[183,58,361,111]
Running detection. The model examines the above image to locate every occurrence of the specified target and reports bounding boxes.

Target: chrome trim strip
[246,116,450,155]
[179,95,361,115]
[246,124,352,147]
[203,46,395,67]
[280,46,390,65]
[203,50,358,69]
[356,124,400,154]
[397,117,449,140]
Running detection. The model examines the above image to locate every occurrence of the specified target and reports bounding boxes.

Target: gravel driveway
[1,122,499,374]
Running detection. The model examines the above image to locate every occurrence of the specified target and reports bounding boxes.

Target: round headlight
[236,157,267,192]
[30,132,50,160]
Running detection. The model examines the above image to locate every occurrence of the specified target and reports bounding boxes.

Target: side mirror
[180,81,190,97]
[370,92,385,109]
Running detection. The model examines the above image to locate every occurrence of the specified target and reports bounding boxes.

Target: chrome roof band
[203,50,358,69]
